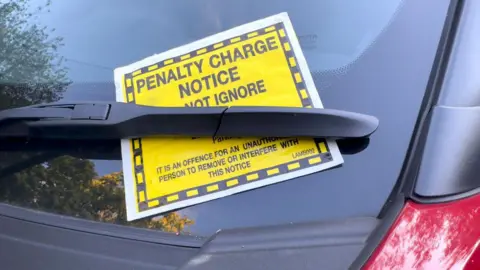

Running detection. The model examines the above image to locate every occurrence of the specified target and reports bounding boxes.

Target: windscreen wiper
[0,102,379,140]
[0,102,378,177]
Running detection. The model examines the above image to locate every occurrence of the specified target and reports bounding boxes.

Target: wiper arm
[0,102,379,140]
[0,102,378,177]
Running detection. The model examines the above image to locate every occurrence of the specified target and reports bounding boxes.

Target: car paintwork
[5,0,480,268]
[364,0,480,268]
[364,195,480,269]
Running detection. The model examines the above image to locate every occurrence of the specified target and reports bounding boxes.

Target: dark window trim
[349,194,404,269]
[0,203,207,248]
[378,0,463,218]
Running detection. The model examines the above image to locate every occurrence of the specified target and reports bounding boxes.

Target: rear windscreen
[0,0,450,235]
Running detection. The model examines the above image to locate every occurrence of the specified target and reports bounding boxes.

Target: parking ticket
[114,12,344,221]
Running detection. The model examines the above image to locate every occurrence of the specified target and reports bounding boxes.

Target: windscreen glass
[0,0,450,235]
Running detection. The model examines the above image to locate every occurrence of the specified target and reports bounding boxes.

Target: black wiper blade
[0,102,379,140]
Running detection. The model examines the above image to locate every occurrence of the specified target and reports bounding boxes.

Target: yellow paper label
[115,13,342,220]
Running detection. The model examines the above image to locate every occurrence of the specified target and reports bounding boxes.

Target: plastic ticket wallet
[114,13,344,221]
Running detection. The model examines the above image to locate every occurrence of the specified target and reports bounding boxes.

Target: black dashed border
[122,23,332,211]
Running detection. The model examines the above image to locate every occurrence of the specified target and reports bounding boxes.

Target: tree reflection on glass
[0,0,194,234]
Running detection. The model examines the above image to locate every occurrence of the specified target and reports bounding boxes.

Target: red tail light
[364,194,480,269]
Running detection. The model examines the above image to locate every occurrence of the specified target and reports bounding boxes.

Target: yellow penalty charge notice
[114,12,344,221]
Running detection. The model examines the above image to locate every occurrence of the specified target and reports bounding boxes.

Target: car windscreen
[0,0,450,236]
